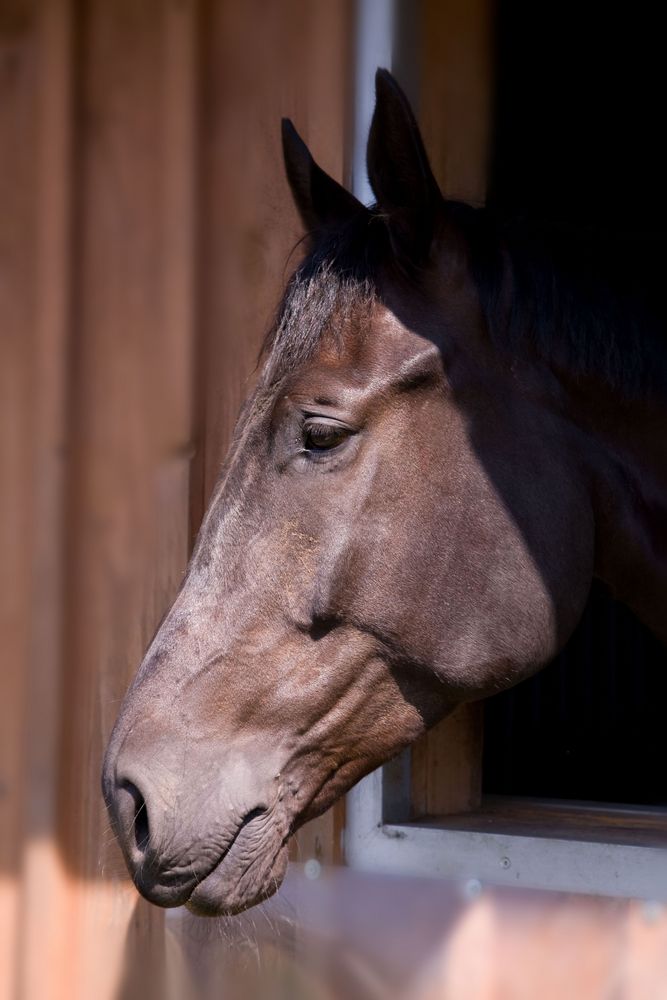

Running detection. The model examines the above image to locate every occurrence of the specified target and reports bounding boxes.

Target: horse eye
[303,419,350,452]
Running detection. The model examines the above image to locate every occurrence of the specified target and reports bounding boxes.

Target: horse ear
[282,118,364,235]
[367,69,442,262]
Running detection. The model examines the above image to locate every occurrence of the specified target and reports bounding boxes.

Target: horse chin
[184,838,289,918]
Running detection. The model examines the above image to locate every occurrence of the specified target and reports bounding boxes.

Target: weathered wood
[5,4,200,998]
[411,703,484,818]
[0,5,41,997]
[420,0,492,205]
[408,894,667,1000]
[14,3,73,999]
[0,7,351,996]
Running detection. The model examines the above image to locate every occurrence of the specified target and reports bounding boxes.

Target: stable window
[346,0,667,898]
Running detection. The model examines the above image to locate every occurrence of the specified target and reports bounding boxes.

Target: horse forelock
[259,200,667,405]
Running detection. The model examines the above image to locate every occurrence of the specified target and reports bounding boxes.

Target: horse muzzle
[102,734,290,915]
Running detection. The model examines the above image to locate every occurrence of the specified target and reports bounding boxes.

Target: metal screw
[500,856,511,869]
[642,900,664,924]
[304,859,322,881]
[462,878,483,900]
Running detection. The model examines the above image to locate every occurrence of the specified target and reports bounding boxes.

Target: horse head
[103,71,596,916]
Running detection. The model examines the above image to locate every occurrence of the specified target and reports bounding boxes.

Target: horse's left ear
[282,118,365,236]
[367,69,442,262]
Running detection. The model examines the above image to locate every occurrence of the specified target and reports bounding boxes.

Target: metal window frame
[345,754,667,900]
[348,0,666,903]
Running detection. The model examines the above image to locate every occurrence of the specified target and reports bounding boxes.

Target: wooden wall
[0,2,352,997]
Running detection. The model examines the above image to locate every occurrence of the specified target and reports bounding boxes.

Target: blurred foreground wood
[163,870,667,1000]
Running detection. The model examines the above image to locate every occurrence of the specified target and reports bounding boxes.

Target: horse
[103,69,667,917]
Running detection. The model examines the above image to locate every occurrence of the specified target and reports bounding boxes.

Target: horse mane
[263,202,667,400]
[470,206,667,398]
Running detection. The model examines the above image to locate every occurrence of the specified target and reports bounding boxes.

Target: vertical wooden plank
[0,5,39,997]
[195,0,353,509]
[410,0,493,817]
[411,703,484,818]
[420,0,493,205]
[56,1,161,986]
[15,2,74,998]
[192,0,353,872]
[47,3,198,997]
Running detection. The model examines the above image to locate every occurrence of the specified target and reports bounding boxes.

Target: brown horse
[103,70,667,916]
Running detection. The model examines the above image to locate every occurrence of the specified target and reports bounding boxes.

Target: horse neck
[573,377,667,641]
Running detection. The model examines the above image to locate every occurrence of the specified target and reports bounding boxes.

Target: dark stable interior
[482,0,667,806]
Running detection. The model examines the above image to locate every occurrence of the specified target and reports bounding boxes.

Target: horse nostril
[119,780,151,856]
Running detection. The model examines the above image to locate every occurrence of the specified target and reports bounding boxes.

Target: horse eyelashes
[304,424,348,451]
[302,418,352,452]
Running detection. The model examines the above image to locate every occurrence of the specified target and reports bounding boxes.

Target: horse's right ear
[282,119,365,235]
[367,69,442,263]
